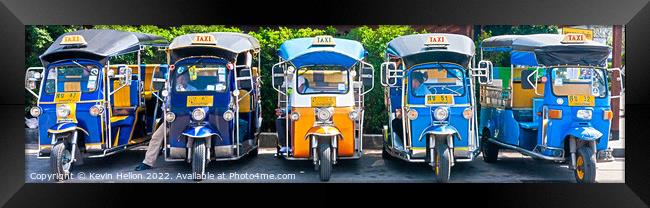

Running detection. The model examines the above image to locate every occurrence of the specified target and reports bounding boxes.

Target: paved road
[25,147,624,183]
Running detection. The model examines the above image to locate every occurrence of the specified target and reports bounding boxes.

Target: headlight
[576,109,592,120]
[316,108,332,121]
[223,110,234,121]
[434,107,448,121]
[56,105,71,118]
[165,111,176,122]
[89,105,104,117]
[349,110,359,121]
[192,108,206,121]
[463,108,472,119]
[407,109,418,120]
[290,112,300,121]
[30,107,42,117]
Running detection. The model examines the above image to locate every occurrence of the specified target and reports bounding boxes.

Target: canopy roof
[386,33,475,57]
[481,34,611,67]
[169,32,260,53]
[169,32,260,63]
[386,33,475,68]
[278,37,367,69]
[40,29,167,65]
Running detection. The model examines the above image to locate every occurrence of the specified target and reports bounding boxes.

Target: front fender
[48,122,89,136]
[303,126,342,140]
[182,125,221,139]
[567,127,603,141]
[417,124,461,142]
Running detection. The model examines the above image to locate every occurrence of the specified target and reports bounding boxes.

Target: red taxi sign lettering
[312,35,336,46]
[60,35,87,45]
[192,34,217,45]
[562,34,587,44]
[425,36,449,46]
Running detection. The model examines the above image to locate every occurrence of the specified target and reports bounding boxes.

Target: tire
[481,129,499,163]
[575,146,597,183]
[50,142,73,181]
[433,140,451,183]
[382,145,391,160]
[318,139,333,182]
[249,147,259,158]
[191,139,207,182]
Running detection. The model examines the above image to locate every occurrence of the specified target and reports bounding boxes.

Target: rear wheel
[481,129,499,163]
[382,145,391,160]
[575,146,597,183]
[318,140,333,182]
[191,139,207,182]
[50,142,72,181]
[433,140,451,183]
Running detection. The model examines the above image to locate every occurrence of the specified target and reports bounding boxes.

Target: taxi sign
[561,34,587,44]
[60,35,87,45]
[425,94,454,105]
[192,34,217,45]
[312,35,336,46]
[425,36,449,46]
[187,96,214,107]
[567,95,595,106]
[54,92,81,103]
[311,96,336,107]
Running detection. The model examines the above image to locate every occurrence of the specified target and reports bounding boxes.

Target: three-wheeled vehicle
[158,32,262,181]
[380,33,489,182]
[478,34,617,183]
[24,29,169,181]
[272,36,374,181]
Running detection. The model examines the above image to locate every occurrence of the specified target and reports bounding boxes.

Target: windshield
[44,63,100,94]
[295,66,349,94]
[409,67,465,97]
[551,67,607,98]
[174,61,228,93]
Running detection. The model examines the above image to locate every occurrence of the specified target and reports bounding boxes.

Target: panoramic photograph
[23,25,625,183]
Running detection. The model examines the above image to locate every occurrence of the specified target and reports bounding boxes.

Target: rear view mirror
[271,63,285,91]
[361,67,375,88]
[380,62,399,86]
[25,67,44,98]
[237,68,253,91]
[472,60,493,84]
[116,66,132,86]
[521,69,536,90]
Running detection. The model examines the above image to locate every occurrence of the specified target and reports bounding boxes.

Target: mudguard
[417,125,461,142]
[568,127,603,141]
[182,125,221,139]
[48,122,89,136]
[304,125,342,140]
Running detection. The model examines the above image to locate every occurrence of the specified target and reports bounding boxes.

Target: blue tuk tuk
[380,34,487,183]
[478,34,616,183]
[271,36,374,181]
[24,29,169,181]
[160,33,262,181]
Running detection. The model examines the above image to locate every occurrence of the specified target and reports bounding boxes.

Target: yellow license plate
[568,95,595,106]
[311,97,336,107]
[54,92,81,103]
[425,94,454,105]
[187,96,213,107]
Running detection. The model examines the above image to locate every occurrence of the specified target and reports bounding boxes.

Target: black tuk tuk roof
[386,33,475,68]
[481,34,611,67]
[168,32,260,63]
[40,29,168,65]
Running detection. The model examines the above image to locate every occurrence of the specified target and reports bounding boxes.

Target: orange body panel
[291,107,355,158]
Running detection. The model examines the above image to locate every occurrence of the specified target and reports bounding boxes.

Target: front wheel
[318,140,333,182]
[433,141,451,183]
[191,139,207,181]
[575,146,597,183]
[50,142,73,181]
